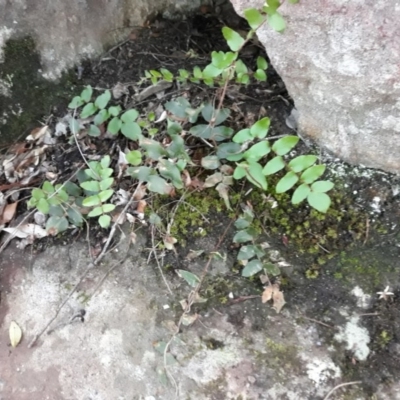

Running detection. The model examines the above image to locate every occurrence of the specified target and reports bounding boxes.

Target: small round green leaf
[63,182,82,197]
[262,156,285,175]
[121,121,142,140]
[300,165,326,184]
[126,150,142,166]
[234,218,251,230]
[272,136,299,156]
[99,214,111,228]
[101,155,111,169]
[254,69,267,82]
[177,270,200,287]
[244,8,264,30]
[190,124,212,139]
[67,207,83,226]
[307,192,331,213]
[147,175,172,195]
[108,106,121,117]
[276,171,299,193]
[95,90,111,109]
[267,11,286,32]
[201,155,221,170]
[121,109,139,122]
[107,117,122,135]
[242,259,263,277]
[88,124,101,137]
[235,60,248,75]
[257,56,268,70]
[233,230,255,243]
[233,166,246,180]
[32,188,45,200]
[100,178,114,191]
[233,128,252,143]
[82,194,101,207]
[288,155,317,173]
[43,181,55,194]
[81,181,101,192]
[68,96,84,109]
[94,109,109,126]
[244,141,271,162]
[46,216,69,234]
[37,198,50,214]
[99,189,114,202]
[128,166,153,181]
[217,142,242,159]
[158,160,183,189]
[250,117,270,139]
[49,205,64,217]
[101,203,116,213]
[88,206,103,217]
[237,245,257,260]
[291,183,310,204]
[210,126,234,142]
[222,27,245,51]
[80,86,93,103]
[245,162,268,191]
[202,64,223,79]
[311,180,334,193]
[264,263,281,276]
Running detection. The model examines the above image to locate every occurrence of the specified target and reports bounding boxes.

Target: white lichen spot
[351,286,372,309]
[382,115,400,133]
[306,357,341,387]
[0,26,14,62]
[334,315,370,361]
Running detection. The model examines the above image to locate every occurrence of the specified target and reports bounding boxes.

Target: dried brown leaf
[130,231,137,244]
[262,285,274,303]
[9,320,22,347]
[0,202,17,224]
[272,290,286,313]
[261,283,286,313]
[26,126,49,142]
[182,170,192,187]
[3,223,47,239]
[136,200,147,214]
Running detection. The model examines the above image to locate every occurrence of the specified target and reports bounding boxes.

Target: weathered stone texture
[0,0,206,80]
[231,0,400,173]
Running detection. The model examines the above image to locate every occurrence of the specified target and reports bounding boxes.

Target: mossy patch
[0,36,79,144]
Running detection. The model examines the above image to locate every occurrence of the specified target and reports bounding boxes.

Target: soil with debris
[1,8,400,400]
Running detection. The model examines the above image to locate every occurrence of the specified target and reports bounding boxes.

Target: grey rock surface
[0,230,375,400]
[231,0,400,173]
[0,0,207,80]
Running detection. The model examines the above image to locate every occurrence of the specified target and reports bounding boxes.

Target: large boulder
[230,0,400,174]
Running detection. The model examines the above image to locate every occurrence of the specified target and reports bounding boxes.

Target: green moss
[150,189,236,246]
[327,249,396,291]
[0,36,79,145]
[248,180,368,273]
[378,330,392,348]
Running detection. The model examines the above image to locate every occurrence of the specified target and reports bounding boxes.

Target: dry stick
[323,381,362,400]
[363,216,370,246]
[163,218,235,395]
[150,225,173,295]
[88,256,129,300]
[296,306,334,329]
[28,182,143,348]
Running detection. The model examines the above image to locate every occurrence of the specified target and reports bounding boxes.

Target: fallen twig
[28,182,143,348]
[163,217,235,395]
[228,295,260,304]
[363,216,370,246]
[323,381,362,400]
[150,225,173,295]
